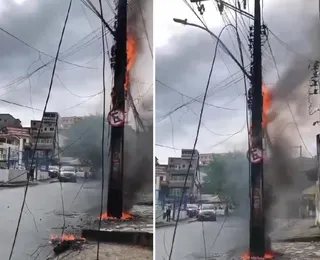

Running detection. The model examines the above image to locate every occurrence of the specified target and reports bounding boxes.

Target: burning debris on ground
[49,234,86,256]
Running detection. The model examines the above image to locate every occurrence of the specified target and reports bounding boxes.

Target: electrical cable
[53,123,67,248]
[157,68,249,123]
[167,24,228,260]
[96,0,107,258]
[8,1,73,259]
[137,0,153,59]
[81,0,115,37]
[156,79,239,111]
[0,27,96,70]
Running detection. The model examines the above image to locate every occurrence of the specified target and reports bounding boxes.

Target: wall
[36,170,49,180]
[8,169,27,182]
[0,169,8,182]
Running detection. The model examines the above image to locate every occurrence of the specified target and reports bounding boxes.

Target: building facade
[0,114,22,128]
[30,112,59,169]
[155,164,169,208]
[167,149,200,204]
[59,116,83,129]
[0,127,32,168]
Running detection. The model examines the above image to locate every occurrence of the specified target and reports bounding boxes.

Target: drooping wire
[137,0,152,59]
[8,1,74,259]
[55,123,66,239]
[96,0,107,258]
[167,24,229,260]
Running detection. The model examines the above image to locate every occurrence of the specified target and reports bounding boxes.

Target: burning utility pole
[249,0,265,258]
[107,0,127,218]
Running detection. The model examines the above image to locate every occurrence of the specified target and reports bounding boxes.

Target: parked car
[48,166,59,178]
[186,204,198,218]
[59,166,77,183]
[197,204,216,221]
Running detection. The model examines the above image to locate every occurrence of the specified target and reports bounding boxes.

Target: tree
[203,151,249,206]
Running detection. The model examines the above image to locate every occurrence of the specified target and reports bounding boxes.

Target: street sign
[247,147,263,163]
[107,109,125,127]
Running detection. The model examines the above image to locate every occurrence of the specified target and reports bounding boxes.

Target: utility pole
[106,0,127,218]
[249,0,265,257]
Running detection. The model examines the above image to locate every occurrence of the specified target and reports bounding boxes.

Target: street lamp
[172,18,251,80]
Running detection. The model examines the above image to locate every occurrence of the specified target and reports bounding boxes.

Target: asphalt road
[156,216,249,260]
[0,179,102,260]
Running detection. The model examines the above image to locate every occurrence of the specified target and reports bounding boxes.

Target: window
[160,176,163,181]
[49,127,54,131]
[44,128,47,131]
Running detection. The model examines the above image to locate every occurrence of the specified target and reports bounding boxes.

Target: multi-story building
[0,114,22,128]
[155,164,169,207]
[199,152,227,166]
[167,149,200,203]
[30,112,59,169]
[59,116,83,129]
[0,127,32,168]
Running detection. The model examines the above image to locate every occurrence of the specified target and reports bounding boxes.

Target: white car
[197,204,217,221]
[59,166,77,182]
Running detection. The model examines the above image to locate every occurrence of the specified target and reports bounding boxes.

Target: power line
[96,0,107,258]
[167,24,227,260]
[137,0,153,59]
[8,1,73,259]
[0,27,96,70]
[156,79,239,111]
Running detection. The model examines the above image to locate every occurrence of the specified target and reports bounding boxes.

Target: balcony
[169,179,193,188]
[160,179,169,187]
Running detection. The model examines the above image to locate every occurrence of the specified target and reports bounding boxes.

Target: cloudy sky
[155,0,320,163]
[0,0,152,127]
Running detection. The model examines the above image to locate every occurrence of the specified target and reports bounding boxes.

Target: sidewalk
[49,242,152,260]
[271,218,320,241]
[0,178,52,188]
[156,210,189,228]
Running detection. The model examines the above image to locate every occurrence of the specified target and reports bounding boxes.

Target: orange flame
[125,33,137,91]
[98,212,134,221]
[262,83,272,128]
[50,234,86,242]
[241,252,275,260]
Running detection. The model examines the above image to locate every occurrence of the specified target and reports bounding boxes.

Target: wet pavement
[156,216,249,260]
[0,179,152,260]
[0,179,102,260]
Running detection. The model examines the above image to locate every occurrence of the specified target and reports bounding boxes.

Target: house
[30,112,59,169]
[167,149,200,203]
[0,127,32,168]
[0,114,22,128]
[59,116,83,129]
[155,164,169,207]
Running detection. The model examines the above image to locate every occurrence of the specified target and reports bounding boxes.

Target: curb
[274,235,320,243]
[0,182,40,188]
[156,218,189,228]
[81,229,153,248]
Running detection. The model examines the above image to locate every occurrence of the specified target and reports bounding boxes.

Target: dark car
[197,204,216,221]
[186,204,198,218]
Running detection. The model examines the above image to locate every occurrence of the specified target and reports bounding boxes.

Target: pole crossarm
[190,0,254,20]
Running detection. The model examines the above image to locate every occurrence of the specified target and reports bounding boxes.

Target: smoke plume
[264,18,320,234]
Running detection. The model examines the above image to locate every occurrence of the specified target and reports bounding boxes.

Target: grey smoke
[264,19,320,234]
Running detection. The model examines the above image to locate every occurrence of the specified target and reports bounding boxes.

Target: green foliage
[203,151,249,204]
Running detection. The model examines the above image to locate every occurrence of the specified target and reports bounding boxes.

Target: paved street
[0,180,102,260]
[156,216,249,260]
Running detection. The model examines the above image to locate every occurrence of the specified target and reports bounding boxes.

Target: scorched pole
[107,0,127,218]
[249,0,265,258]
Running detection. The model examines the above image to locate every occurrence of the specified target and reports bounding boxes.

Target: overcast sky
[155,0,320,163]
[0,0,152,127]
